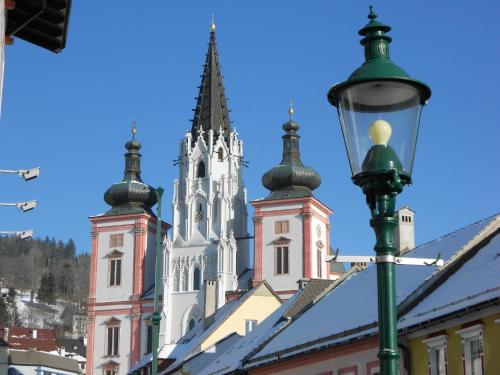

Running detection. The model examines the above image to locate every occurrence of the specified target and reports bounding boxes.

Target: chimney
[2,328,8,342]
[203,279,217,329]
[32,330,37,339]
[394,207,415,255]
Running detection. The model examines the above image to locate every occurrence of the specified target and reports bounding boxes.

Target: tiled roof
[2,327,58,352]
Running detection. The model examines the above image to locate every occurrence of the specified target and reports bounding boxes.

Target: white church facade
[86,22,339,375]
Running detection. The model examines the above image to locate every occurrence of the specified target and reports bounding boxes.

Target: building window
[193,267,201,290]
[456,324,484,375]
[105,325,120,356]
[104,370,118,375]
[217,147,223,161]
[109,233,123,248]
[317,249,322,278]
[245,319,257,334]
[276,246,289,275]
[109,259,122,286]
[275,220,289,234]
[197,161,205,178]
[423,335,448,375]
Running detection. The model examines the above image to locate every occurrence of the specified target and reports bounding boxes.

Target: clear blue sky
[1,1,498,256]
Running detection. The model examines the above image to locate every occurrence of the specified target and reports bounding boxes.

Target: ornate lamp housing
[328,8,431,196]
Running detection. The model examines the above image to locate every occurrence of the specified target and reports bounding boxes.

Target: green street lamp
[152,186,164,375]
[327,7,431,375]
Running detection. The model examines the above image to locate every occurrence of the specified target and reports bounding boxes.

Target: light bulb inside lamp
[368,119,392,146]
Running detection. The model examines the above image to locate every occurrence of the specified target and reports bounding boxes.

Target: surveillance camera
[17,200,37,212]
[17,230,34,239]
[20,167,40,181]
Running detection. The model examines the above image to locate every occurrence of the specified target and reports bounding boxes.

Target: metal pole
[152,187,164,375]
[370,194,399,375]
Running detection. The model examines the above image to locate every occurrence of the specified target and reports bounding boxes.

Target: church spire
[191,20,232,145]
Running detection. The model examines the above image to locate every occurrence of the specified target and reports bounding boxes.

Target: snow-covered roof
[245,214,499,367]
[159,281,280,374]
[199,278,339,375]
[399,230,500,329]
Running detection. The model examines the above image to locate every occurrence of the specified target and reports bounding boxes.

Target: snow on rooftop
[400,233,500,329]
[199,291,302,375]
[250,215,498,361]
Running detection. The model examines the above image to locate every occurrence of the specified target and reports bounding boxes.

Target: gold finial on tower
[131,118,137,139]
[210,14,216,32]
[288,99,294,121]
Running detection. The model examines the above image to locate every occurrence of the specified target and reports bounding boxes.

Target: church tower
[87,128,169,375]
[163,21,250,344]
[252,106,334,300]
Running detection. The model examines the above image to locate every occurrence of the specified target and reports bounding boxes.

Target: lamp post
[327,7,431,375]
[152,186,164,375]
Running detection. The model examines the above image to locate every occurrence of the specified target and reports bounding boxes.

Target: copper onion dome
[104,126,157,215]
[262,105,321,200]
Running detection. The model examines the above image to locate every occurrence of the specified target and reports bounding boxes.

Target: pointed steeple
[191,20,232,145]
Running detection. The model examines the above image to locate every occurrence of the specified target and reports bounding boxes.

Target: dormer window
[197,161,206,178]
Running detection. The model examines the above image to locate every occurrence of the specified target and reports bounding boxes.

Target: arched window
[188,318,196,331]
[197,161,205,178]
[193,268,201,291]
[217,148,223,162]
[182,267,188,291]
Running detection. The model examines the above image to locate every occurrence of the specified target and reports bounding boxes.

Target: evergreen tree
[64,239,76,258]
[0,298,8,326]
[38,273,57,304]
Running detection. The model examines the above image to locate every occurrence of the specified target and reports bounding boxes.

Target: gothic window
[188,318,196,331]
[173,275,179,292]
[195,203,204,222]
[276,246,289,275]
[197,160,206,178]
[217,147,223,161]
[182,266,188,291]
[193,267,201,290]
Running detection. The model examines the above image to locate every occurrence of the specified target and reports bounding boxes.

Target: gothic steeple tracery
[191,22,232,146]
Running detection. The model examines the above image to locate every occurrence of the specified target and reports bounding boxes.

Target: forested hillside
[0,236,90,328]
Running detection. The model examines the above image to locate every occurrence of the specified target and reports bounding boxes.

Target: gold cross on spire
[131,118,137,139]
[288,99,294,121]
[210,14,216,32]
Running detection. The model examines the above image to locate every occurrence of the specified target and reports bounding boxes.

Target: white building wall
[261,212,304,292]
[95,227,134,302]
[92,314,131,375]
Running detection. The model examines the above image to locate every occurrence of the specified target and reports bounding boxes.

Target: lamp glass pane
[337,81,423,176]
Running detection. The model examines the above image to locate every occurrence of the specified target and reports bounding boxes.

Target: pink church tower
[252,107,335,300]
[86,129,169,375]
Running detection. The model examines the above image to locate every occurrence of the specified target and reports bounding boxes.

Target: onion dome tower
[104,124,157,215]
[262,104,321,200]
